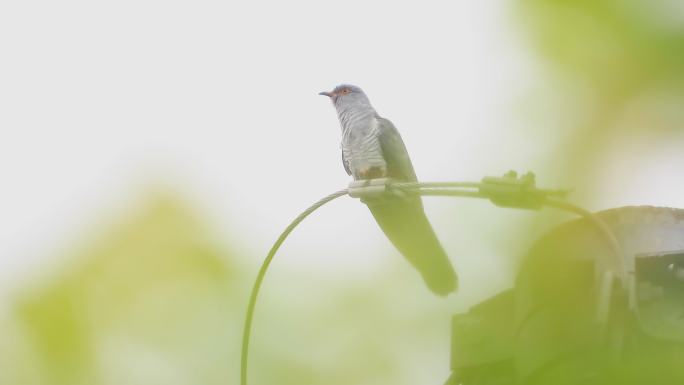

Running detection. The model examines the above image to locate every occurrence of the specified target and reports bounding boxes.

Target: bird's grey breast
[338,107,386,178]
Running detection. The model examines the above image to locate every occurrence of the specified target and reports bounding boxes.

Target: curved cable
[239,180,625,385]
[544,199,626,281]
[392,181,625,281]
[240,189,349,385]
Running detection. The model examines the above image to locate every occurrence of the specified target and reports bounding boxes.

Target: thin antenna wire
[240,189,349,385]
[239,181,625,385]
[544,198,626,280]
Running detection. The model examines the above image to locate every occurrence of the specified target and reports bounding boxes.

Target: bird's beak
[319,91,333,98]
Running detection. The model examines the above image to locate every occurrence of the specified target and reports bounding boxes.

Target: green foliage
[15,196,235,385]
[518,0,684,94]
[3,2,683,384]
[4,194,453,385]
[516,0,684,199]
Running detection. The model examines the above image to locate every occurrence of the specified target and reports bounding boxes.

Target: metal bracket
[479,171,568,210]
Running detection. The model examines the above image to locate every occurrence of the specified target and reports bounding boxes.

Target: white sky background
[1,0,683,304]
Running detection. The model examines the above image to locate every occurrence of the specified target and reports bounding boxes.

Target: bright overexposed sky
[1,0,683,304]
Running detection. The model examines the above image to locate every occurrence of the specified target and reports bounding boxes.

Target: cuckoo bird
[320,84,457,295]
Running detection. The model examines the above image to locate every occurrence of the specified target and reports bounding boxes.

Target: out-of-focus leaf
[15,194,235,385]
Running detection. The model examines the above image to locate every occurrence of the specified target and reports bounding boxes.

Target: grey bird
[320,84,458,295]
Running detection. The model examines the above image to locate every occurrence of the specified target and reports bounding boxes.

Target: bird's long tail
[366,197,458,296]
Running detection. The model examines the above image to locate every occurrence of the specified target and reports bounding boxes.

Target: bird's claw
[348,178,391,200]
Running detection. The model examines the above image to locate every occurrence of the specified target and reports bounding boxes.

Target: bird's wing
[377,117,418,182]
[341,150,351,176]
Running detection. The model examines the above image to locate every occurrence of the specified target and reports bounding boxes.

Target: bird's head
[319,84,371,110]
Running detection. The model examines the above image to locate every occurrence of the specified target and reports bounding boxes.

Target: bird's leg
[358,166,385,180]
[358,166,371,179]
[355,166,405,203]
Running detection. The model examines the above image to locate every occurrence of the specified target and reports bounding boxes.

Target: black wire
[240,189,348,385]
[392,181,482,189]
[543,198,626,281]
[239,182,625,385]
[393,182,624,279]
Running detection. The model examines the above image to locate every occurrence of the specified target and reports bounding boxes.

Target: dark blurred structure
[448,206,684,384]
